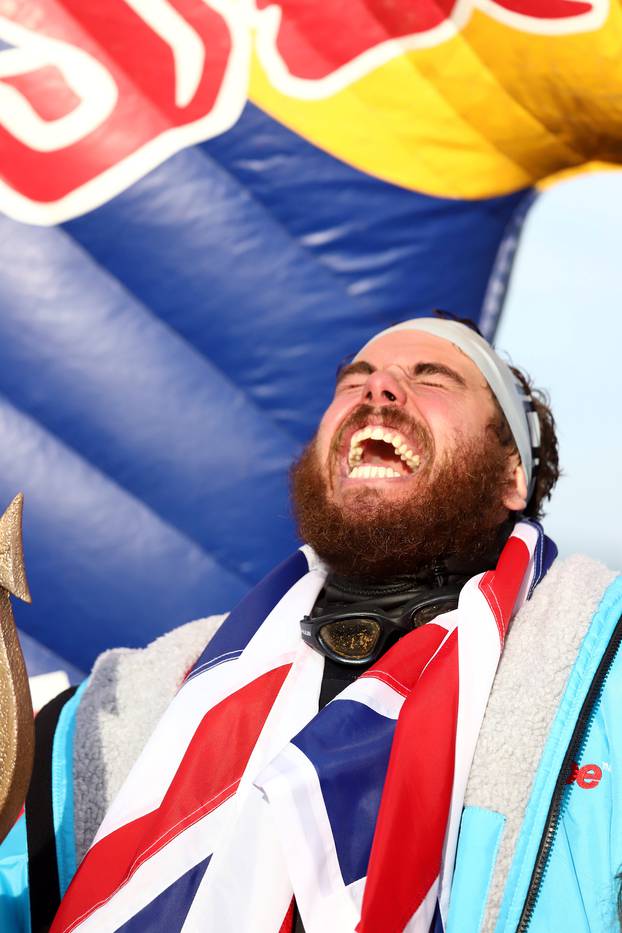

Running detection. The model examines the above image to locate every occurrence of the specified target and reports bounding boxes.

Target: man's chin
[334,476,420,510]
[291,432,514,580]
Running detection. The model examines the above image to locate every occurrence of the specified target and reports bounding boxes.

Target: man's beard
[290,421,514,580]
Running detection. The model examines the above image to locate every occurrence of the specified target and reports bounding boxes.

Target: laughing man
[20,317,622,933]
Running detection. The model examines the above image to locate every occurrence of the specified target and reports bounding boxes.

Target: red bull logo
[0,0,609,224]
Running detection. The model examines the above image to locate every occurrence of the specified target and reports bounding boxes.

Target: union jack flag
[51,522,555,933]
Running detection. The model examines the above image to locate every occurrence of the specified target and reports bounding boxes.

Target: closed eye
[409,362,467,389]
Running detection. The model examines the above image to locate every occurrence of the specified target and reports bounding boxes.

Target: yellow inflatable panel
[248,1,622,198]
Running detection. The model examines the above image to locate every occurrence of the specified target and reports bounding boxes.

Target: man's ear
[502,458,528,512]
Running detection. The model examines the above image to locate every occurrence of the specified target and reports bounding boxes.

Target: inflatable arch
[0,0,620,669]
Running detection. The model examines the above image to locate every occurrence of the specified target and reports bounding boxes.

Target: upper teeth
[347,426,421,472]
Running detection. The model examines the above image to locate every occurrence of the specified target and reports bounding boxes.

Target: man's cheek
[314,427,332,468]
[425,405,472,452]
[316,404,346,459]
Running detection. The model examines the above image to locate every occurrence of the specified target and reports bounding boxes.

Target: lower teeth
[348,466,404,479]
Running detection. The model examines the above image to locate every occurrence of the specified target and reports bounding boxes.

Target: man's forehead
[353,329,481,380]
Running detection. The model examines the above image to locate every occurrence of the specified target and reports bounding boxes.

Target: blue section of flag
[540,535,558,578]
[188,550,309,678]
[292,698,395,886]
[526,521,558,600]
[113,855,211,932]
[430,899,445,933]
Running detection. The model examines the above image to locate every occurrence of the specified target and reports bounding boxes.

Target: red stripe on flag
[358,629,459,933]
[479,537,530,645]
[361,622,447,696]
[279,898,295,933]
[52,664,292,933]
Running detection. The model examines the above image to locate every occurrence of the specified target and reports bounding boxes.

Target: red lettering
[566,761,602,789]
[0,1,239,206]
[255,0,457,81]
[492,0,593,19]
[566,762,580,785]
[576,764,602,789]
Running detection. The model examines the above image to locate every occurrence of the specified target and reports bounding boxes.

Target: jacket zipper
[515,611,622,932]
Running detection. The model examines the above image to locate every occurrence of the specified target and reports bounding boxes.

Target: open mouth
[344,425,421,480]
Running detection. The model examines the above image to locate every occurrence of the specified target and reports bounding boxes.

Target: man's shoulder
[520,551,619,624]
[80,612,228,763]
[73,613,226,861]
[502,551,619,684]
[467,552,619,815]
[87,613,227,706]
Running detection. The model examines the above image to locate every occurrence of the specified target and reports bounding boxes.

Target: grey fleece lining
[464,555,617,932]
[73,614,225,863]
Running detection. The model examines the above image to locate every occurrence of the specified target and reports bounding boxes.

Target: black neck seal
[303,520,514,705]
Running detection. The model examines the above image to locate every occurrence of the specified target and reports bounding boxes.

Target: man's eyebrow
[411,361,467,387]
[336,360,376,383]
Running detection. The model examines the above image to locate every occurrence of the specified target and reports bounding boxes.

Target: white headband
[360,318,540,497]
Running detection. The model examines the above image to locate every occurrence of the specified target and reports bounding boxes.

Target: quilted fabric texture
[0,1,617,667]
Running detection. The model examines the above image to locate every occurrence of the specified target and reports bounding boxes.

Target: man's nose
[362,369,406,406]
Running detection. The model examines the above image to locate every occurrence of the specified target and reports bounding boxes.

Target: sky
[496,170,622,569]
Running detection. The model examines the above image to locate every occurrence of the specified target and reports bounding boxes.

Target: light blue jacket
[448,558,622,932]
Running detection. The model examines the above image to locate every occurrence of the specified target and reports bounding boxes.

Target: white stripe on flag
[236,569,327,669]
[180,786,292,933]
[237,641,324,803]
[257,743,360,933]
[331,676,407,720]
[437,578,501,923]
[345,876,366,918]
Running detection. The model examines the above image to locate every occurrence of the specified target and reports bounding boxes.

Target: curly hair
[426,311,561,519]
[488,365,561,520]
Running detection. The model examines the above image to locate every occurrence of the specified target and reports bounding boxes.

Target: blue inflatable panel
[0,396,247,667]
[63,105,528,440]
[0,100,529,667]
[18,629,85,684]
